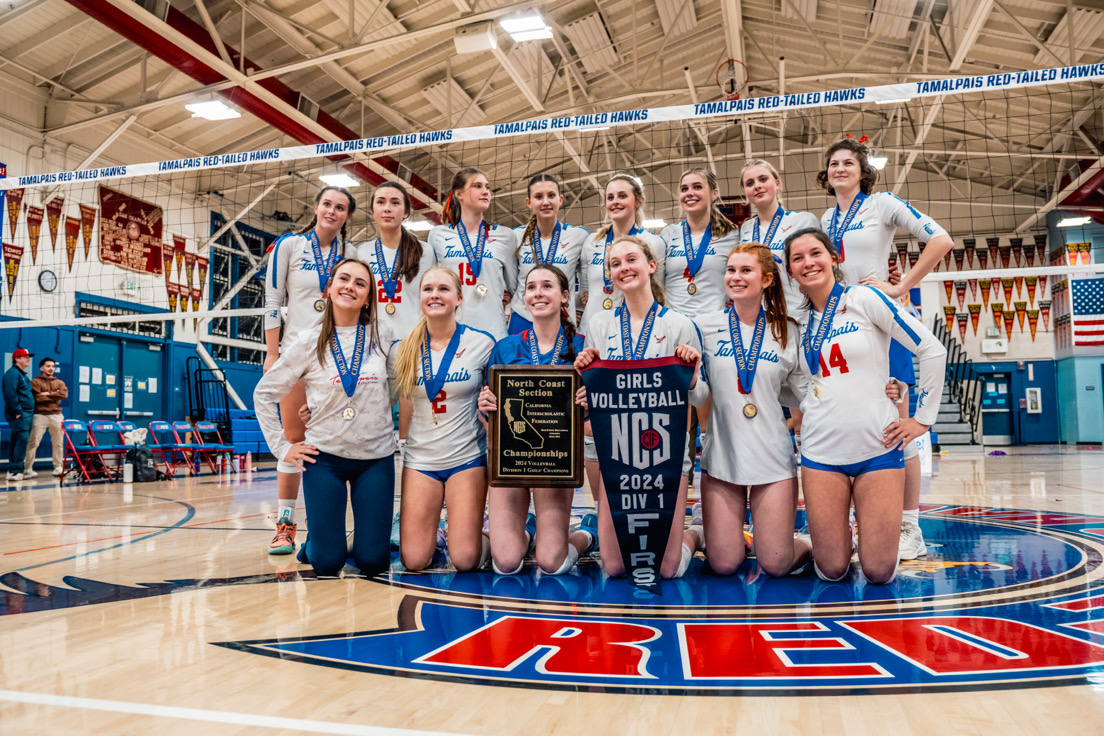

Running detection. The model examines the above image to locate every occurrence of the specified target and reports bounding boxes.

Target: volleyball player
[478,265,598,575]
[691,244,811,576]
[574,236,704,580]
[429,168,518,341]
[508,175,587,335]
[389,266,496,572]
[577,174,667,501]
[817,137,955,560]
[263,185,355,555]
[254,259,395,576]
[785,228,946,584]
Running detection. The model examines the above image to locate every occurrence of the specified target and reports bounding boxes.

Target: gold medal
[385,303,396,315]
[687,282,697,295]
[603,298,613,310]
[742,402,758,419]
[475,282,488,296]
[342,406,356,421]
[314,299,325,312]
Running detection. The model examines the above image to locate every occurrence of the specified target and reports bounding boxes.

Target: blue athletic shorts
[888,339,915,385]
[801,448,904,478]
[414,455,487,483]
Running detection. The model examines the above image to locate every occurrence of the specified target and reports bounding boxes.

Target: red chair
[148,421,191,477]
[172,421,214,474]
[62,420,115,482]
[192,421,233,472]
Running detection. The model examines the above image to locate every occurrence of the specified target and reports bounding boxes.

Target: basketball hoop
[715,59,749,101]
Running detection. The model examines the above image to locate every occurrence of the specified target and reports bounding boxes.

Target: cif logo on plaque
[582,356,694,590]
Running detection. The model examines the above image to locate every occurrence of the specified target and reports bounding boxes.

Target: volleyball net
[2,62,1103,363]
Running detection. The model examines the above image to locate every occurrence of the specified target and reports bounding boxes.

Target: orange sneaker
[268,523,297,555]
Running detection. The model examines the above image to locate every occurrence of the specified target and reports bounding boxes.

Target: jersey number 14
[818,344,850,376]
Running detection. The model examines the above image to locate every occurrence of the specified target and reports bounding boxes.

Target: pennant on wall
[2,242,22,299]
[1009,237,1023,267]
[963,238,976,268]
[1026,275,1038,306]
[957,313,968,342]
[1066,242,1080,265]
[167,282,179,312]
[942,247,953,270]
[968,278,978,299]
[45,197,63,251]
[992,302,1003,327]
[196,255,209,297]
[1028,309,1039,341]
[954,280,967,309]
[1034,233,1047,264]
[1003,309,1015,340]
[1078,242,1092,265]
[1014,301,1028,332]
[1014,275,1024,297]
[907,251,918,268]
[162,243,174,290]
[1024,244,1036,267]
[977,247,989,270]
[79,204,97,259]
[5,188,22,241]
[895,243,908,267]
[184,251,196,287]
[944,305,956,333]
[25,206,43,264]
[943,280,954,303]
[999,244,1012,269]
[1040,300,1051,331]
[953,248,965,271]
[986,237,1000,267]
[64,216,80,271]
[191,286,201,313]
[968,303,981,335]
[980,278,992,306]
[178,283,189,312]
[1039,274,1048,293]
[1001,277,1014,307]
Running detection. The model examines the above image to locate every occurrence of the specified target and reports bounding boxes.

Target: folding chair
[172,421,213,475]
[192,421,234,473]
[62,420,114,482]
[87,421,131,478]
[148,421,190,478]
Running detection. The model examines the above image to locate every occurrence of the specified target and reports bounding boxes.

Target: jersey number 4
[378,281,402,304]
[431,390,448,416]
[818,344,850,376]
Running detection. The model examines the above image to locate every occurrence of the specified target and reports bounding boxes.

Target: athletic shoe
[268,523,297,555]
[898,521,927,560]
[691,500,703,527]
[52,467,65,477]
[5,472,23,481]
[23,469,38,478]
[346,529,355,555]
[525,512,537,552]
[577,513,598,554]
[389,511,401,549]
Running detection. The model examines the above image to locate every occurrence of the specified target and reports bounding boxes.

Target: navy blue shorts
[801,448,904,478]
[414,455,487,483]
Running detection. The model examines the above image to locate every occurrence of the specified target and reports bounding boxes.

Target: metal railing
[931,320,981,443]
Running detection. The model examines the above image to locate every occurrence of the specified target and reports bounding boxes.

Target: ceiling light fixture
[501,13,553,41]
[1057,216,1092,228]
[320,173,359,188]
[185,100,240,120]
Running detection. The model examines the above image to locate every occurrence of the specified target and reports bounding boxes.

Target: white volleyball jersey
[819,191,947,286]
[577,227,667,337]
[661,223,739,317]
[509,222,588,324]
[795,286,946,465]
[255,323,397,462]
[692,311,805,486]
[738,208,822,319]
[389,325,496,471]
[429,223,518,341]
[264,233,350,348]
[356,238,437,339]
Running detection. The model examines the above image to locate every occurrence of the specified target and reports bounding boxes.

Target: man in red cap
[3,348,35,481]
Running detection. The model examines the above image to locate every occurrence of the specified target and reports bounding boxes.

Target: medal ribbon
[619,301,660,360]
[527,327,566,366]
[681,221,712,282]
[603,225,644,294]
[422,325,465,403]
[753,206,785,264]
[802,282,844,376]
[373,238,399,300]
[828,192,866,262]
[730,306,766,395]
[309,230,343,296]
[456,221,488,280]
[532,222,562,266]
[331,323,366,398]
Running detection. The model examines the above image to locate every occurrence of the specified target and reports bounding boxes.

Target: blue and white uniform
[264,233,349,345]
[584,304,703,474]
[660,222,739,317]
[429,223,519,341]
[795,286,945,468]
[509,223,588,330]
[691,311,806,486]
[389,325,496,472]
[578,227,668,338]
[738,207,821,319]
[357,238,436,338]
[488,330,585,368]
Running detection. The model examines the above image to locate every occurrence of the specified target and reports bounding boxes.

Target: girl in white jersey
[785,228,946,584]
[660,168,738,318]
[577,174,667,501]
[429,168,518,341]
[508,174,588,335]
[263,185,355,555]
[390,266,496,572]
[690,243,812,577]
[574,236,704,580]
[817,137,955,561]
[255,259,396,576]
[479,265,597,576]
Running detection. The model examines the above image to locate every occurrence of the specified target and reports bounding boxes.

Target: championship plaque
[488,365,583,488]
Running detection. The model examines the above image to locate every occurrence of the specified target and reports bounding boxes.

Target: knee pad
[548,546,580,576]
[814,559,850,582]
[277,460,302,475]
[583,435,597,462]
[674,543,694,578]
[903,439,918,461]
[492,557,525,575]
[480,535,491,568]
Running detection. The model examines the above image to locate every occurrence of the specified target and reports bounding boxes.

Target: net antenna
[715,59,750,100]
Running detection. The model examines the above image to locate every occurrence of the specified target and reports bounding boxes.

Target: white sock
[277,500,295,525]
[902,509,919,526]
[550,546,580,575]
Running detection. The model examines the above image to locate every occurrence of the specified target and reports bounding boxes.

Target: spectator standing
[24,356,68,478]
[3,348,35,481]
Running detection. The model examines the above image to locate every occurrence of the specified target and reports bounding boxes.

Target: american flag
[1072,278,1104,347]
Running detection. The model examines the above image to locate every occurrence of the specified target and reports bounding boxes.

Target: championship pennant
[1078,242,1092,265]
[64,216,80,271]
[943,280,954,303]
[968,278,978,299]
[167,282,179,312]
[953,248,965,271]
[162,243,174,290]
[3,243,22,299]
[986,237,1000,268]
[977,245,989,270]
[1001,278,1014,307]
[78,204,96,259]
[174,236,186,276]
[5,188,22,241]
[45,197,63,251]
[1026,276,1038,306]
[184,251,197,287]
[1014,275,1024,298]
[25,206,43,264]
[968,304,982,335]
[581,357,694,592]
[1034,233,1047,264]
[954,280,967,309]
[196,256,209,298]
[1009,237,1023,267]
[1014,302,1028,332]
[1003,309,1015,340]
[1040,300,1051,331]
[980,278,992,306]
[998,245,1012,270]
[957,313,968,341]
[963,238,976,268]
[1028,310,1040,341]
[991,303,1003,327]
[943,305,956,333]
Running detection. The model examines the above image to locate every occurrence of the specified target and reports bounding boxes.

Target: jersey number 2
[818,344,850,376]
[431,390,448,416]
[378,280,402,304]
